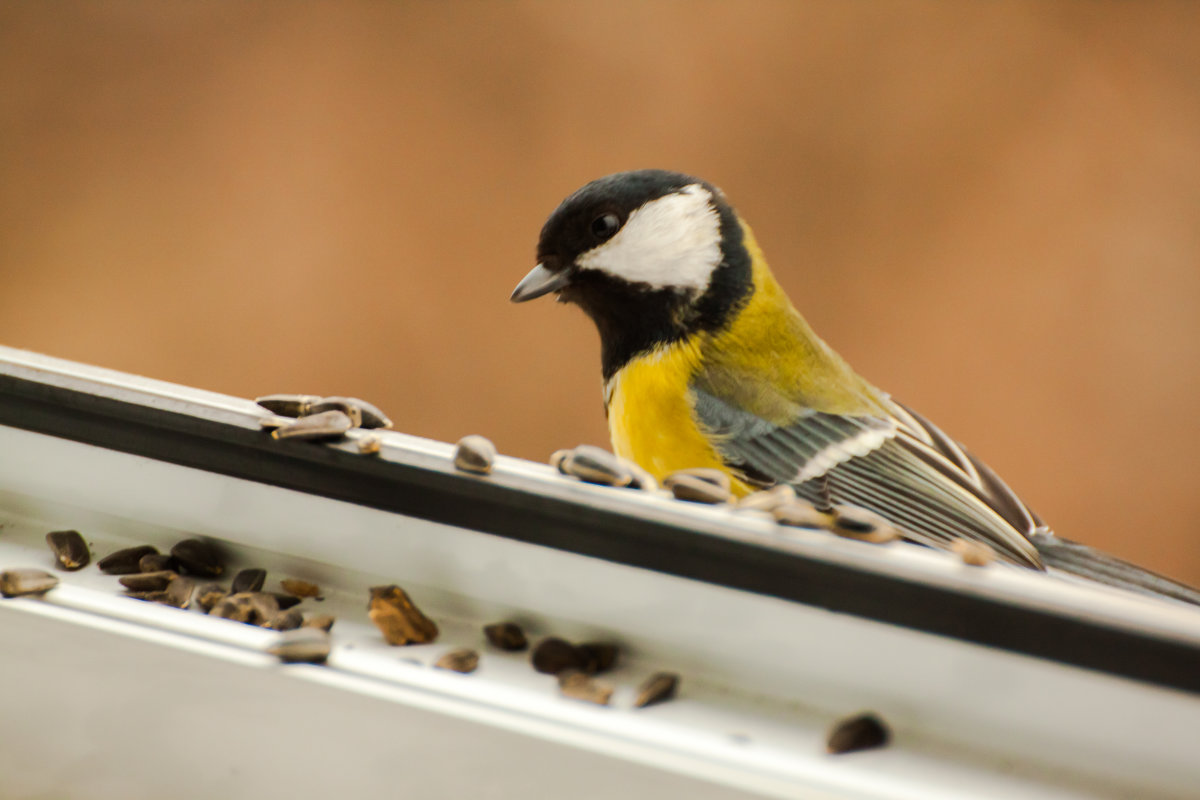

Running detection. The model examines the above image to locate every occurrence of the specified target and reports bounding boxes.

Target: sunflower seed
[737,484,797,512]
[772,501,833,529]
[268,627,331,664]
[119,571,177,592]
[280,578,321,598]
[664,472,731,504]
[271,592,303,610]
[306,398,362,428]
[157,576,194,609]
[138,553,177,573]
[266,608,304,631]
[0,569,59,598]
[271,410,354,442]
[558,671,613,706]
[831,506,899,543]
[170,539,225,578]
[549,449,572,473]
[97,545,160,575]
[314,396,392,429]
[453,435,496,475]
[211,592,278,625]
[45,530,90,571]
[531,637,587,675]
[826,712,890,754]
[302,614,336,632]
[578,642,619,674]
[951,538,996,567]
[634,671,679,708]
[664,468,731,493]
[435,648,480,674]
[257,415,293,431]
[254,394,321,417]
[356,433,382,455]
[194,584,229,612]
[561,446,632,487]
[231,568,267,594]
[368,585,438,645]
[483,622,528,652]
[624,460,659,491]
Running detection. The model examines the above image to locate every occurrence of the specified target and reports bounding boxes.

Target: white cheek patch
[576,184,722,293]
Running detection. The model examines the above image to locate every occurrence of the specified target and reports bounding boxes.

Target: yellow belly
[605,341,754,496]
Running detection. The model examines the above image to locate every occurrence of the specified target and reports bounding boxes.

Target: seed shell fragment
[45,530,90,571]
[119,571,177,592]
[737,484,797,512]
[280,578,321,598]
[211,592,279,625]
[356,433,383,455]
[303,614,336,632]
[634,672,680,708]
[271,410,353,442]
[194,584,229,612]
[483,622,528,652]
[368,585,438,645]
[0,569,59,598]
[97,545,160,575]
[269,627,331,664]
[255,394,321,418]
[826,712,891,754]
[558,671,613,706]
[232,567,267,594]
[435,648,480,674]
[307,398,362,428]
[267,608,305,631]
[313,396,392,429]
[772,502,833,530]
[454,435,496,475]
[138,553,177,573]
[663,472,731,504]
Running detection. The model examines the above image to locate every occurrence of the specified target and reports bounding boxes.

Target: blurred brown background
[2,2,1198,583]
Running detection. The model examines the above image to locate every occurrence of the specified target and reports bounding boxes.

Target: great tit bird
[512,169,1200,603]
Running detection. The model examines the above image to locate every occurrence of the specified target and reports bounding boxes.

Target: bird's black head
[512,169,753,379]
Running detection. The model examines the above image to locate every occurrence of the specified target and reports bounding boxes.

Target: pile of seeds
[256,394,392,448]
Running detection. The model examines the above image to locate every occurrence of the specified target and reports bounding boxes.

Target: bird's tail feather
[1031,531,1200,607]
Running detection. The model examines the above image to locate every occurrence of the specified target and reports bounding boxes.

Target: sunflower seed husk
[624,460,659,492]
[558,671,613,706]
[281,578,321,598]
[826,712,890,754]
[314,396,392,429]
[561,445,632,487]
[483,622,528,652]
[266,607,304,631]
[268,627,331,664]
[119,571,177,592]
[271,592,303,610]
[231,568,267,594]
[951,538,996,567]
[435,648,480,674]
[271,410,354,442]
[368,585,438,645]
[138,553,177,573]
[664,468,731,493]
[97,545,160,575]
[0,569,59,598]
[773,502,834,529]
[306,398,362,428]
[194,583,229,612]
[254,394,321,418]
[549,449,572,473]
[634,671,679,708]
[831,506,900,543]
[664,473,731,504]
[302,614,336,632]
[170,539,225,578]
[578,642,619,674]
[158,576,194,609]
[211,591,278,625]
[257,415,293,431]
[453,435,496,475]
[356,433,382,455]
[532,637,587,675]
[45,530,90,571]
[737,484,797,512]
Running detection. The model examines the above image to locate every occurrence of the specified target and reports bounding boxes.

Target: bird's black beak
[510,263,572,303]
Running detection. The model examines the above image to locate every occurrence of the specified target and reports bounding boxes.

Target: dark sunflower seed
[119,571,177,592]
[45,530,90,571]
[271,592,303,610]
[561,446,632,487]
[170,539,225,578]
[307,398,362,427]
[268,627,331,664]
[314,396,392,429]
[0,568,59,598]
[367,585,438,645]
[254,394,321,418]
[138,553,177,573]
[633,671,679,708]
[578,642,619,674]
[435,648,480,674]
[483,622,528,652]
[454,435,496,475]
[826,712,890,754]
[158,576,194,609]
[97,545,160,575]
[558,671,613,706]
[231,567,266,594]
[531,637,587,675]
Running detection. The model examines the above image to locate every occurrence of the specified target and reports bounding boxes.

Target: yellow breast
[605,339,755,496]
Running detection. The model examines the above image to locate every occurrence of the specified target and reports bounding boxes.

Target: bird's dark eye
[590,213,621,240]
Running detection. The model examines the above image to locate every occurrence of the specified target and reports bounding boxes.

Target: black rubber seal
[1,371,1198,694]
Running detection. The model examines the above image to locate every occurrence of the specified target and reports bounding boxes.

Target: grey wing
[691,386,1044,568]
